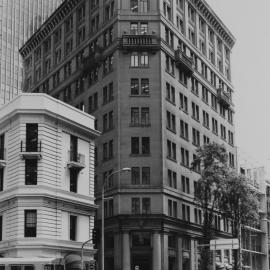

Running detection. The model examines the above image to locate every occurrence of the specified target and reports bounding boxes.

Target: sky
[206,0,270,171]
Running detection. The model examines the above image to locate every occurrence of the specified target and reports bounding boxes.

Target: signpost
[197,238,239,270]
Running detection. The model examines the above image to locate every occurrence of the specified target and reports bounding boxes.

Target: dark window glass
[131,137,139,154]
[70,215,77,240]
[70,135,78,162]
[26,124,38,151]
[0,134,4,160]
[25,160,37,185]
[142,137,150,154]
[0,168,3,191]
[70,170,78,193]
[24,210,37,237]
[0,216,2,241]
[131,167,140,184]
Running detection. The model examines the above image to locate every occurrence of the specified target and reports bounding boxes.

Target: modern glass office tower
[0,0,63,106]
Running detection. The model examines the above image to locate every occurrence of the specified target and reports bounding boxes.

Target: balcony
[175,49,194,76]
[0,148,6,168]
[121,34,159,52]
[20,141,42,159]
[217,88,233,109]
[67,150,86,170]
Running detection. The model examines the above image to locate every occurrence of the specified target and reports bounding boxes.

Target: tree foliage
[219,172,260,270]
[192,142,260,270]
[192,142,229,270]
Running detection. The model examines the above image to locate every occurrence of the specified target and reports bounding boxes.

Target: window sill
[180,135,189,142]
[179,108,188,115]
[103,98,114,106]
[191,90,199,97]
[165,69,175,78]
[192,142,200,147]
[166,98,176,106]
[167,156,177,163]
[130,154,151,157]
[212,131,218,136]
[203,124,210,130]
[130,123,151,127]
[130,65,150,69]
[191,116,200,123]
[130,94,150,98]
[180,163,190,169]
[166,127,176,134]
[202,99,209,106]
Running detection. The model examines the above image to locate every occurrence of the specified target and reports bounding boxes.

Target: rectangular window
[202,87,208,103]
[142,198,151,214]
[212,118,218,135]
[70,215,77,240]
[25,159,37,185]
[166,82,175,104]
[0,134,4,161]
[191,78,199,95]
[24,210,37,237]
[131,107,140,126]
[168,199,177,217]
[142,167,150,184]
[167,111,176,132]
[141,137,150,154]
[70,170,78,193]
[167,140,176,161]
[182,204,190,221]
[179,93,188,113]
[141,107,150,126]
[221,124,226,140]
[192,128,200,146]
[181,147,189,167]
[228,131,234,146]
[132,198,140,214]
[191,102,199,121]
[203,111,209,128]
[131,167,140,184]
[0,168,3,191]
[211,94,217,111]
[203,135,210,145]
[180,120,189,141]
[141,78,150,95]
[181,175,190,194]
[0,216,2,241]
[26,123,38,152]
[194,208,202,224]
[131,78,139,95]
[168,169,177,189]
[131,137,140,154]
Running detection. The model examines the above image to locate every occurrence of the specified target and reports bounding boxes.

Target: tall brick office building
[20,0,237,269]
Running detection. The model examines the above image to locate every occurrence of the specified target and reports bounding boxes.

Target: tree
[219,173,260,270]
[192,142,229,270]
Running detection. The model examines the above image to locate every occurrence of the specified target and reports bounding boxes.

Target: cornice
[19,0,81,58]
[189,0,236,48]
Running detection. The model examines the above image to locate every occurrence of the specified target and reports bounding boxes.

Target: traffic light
[92,227,100,245]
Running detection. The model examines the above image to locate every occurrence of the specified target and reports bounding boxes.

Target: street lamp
[101,167,131,270]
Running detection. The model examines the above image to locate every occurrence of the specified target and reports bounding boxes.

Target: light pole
[101,167,131,270]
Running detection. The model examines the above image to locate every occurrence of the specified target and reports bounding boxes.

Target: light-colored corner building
[0,93,99,267]
[20,0,237,269]
[0,0,64,106]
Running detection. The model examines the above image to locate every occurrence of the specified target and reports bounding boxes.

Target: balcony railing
[0,148,6,168]
[217,88,233,108]
[175,49,194,76]
[121,34,159,52]
[20,141,42,159]
[67,150,86,170]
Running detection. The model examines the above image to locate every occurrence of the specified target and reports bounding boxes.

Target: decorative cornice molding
[19,0,81,58]
[189,0,236,48]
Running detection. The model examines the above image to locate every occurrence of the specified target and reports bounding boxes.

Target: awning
[0,258,61,264]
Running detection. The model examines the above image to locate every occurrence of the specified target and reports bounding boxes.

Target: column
[114,233,121,270]
[122,231,131,270]
[152,231,162,270]
[190,239,196,270]
[163,233,168,270]
[177,237,183,270]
